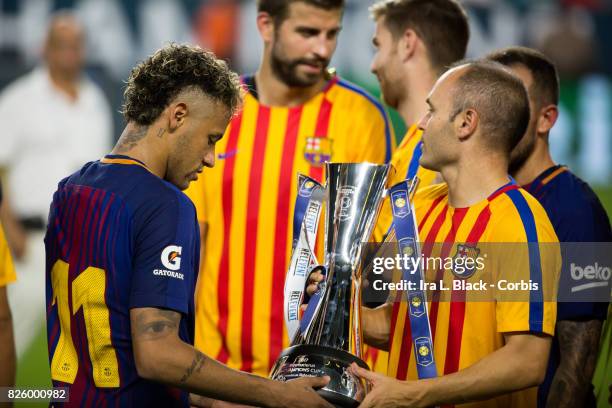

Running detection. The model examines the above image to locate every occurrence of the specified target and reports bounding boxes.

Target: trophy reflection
[270,162,390,407]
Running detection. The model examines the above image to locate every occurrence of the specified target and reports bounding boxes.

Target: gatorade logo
[161,245,182,271]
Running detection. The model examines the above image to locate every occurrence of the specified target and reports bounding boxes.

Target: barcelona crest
[451,243,480,279]
[304,136,333,166]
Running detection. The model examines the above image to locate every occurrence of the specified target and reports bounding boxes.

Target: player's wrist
[259,379,286,408]
[404,378,436,408]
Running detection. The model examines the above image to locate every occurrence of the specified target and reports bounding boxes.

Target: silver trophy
[271,163,390,408]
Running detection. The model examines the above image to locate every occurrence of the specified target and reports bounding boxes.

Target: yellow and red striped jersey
[390,125,438,189]
[185,75,394,375]
[0,222,16,287]
[373,125,438,243]
[387,182,559,408]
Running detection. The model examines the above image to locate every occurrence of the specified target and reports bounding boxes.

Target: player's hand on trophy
[350,363,426,408]
[301,269,325,312]
[281,375,334,407]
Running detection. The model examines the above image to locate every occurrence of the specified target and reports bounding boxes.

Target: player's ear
[168,102,187,132]
[257,12,275,43]
[536,104,558,134]
[456,108,478,141]
[399,28,418,62]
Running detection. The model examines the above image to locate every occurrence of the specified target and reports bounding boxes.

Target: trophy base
[270,344,370,408]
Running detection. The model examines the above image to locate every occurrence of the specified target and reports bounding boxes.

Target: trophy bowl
[270,344,369,408]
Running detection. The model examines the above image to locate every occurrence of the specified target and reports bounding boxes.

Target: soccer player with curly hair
[45,43,332,408]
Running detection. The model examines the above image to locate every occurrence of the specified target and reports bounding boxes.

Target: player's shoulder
[65,157,194,216]
[392,127,422,162]
[491,186,547,216]
[547,168,606,215]
[330,76,387,117]
[127,170,195,217]
[542,168,610,241]
[490,186,558,242]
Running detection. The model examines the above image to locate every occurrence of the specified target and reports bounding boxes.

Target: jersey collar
[101,154,150,171]
[523,164,566,191]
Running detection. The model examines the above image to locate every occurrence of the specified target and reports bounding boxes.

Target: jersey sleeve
[129,194,199,314]
[0,222,16,287]
[349,98,395,164]
[552,186,610,321]
[492,191,560,337]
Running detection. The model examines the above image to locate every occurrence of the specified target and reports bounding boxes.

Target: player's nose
[313,38,333,61]
[203,149,215,168]
[370,59,378,75]
[417,112,431,131]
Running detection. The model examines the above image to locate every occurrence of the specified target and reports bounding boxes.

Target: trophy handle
[284,176,325,341]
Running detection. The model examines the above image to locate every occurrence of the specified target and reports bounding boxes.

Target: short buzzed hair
[370,0,469,75]
[449,60,530,154]
[486,46,559,109]
[257,0,344,26]
[123,43,242,126]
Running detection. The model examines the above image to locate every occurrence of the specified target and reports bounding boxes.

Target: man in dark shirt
[488,46,611,408]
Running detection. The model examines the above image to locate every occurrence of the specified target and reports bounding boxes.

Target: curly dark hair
[122,43,242,126]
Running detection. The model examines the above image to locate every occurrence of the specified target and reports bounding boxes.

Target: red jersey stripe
[216,113,243,363]
[443,205,491,381]
[268,106,303,370]
[240,106,271,372]
[429,208,468,342]
[395,305,413,380]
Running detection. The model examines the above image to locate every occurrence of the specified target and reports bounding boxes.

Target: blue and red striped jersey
[45,155,200,407]
[524,165,611,408]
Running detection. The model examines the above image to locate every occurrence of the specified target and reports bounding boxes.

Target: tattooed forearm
[546,319,603,407]
[132,308,181,341]
[180,349,207,383]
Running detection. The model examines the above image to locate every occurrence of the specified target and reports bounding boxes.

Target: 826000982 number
[0,387,69,402]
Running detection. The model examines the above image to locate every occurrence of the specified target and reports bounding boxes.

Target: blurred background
[0,0,610,406]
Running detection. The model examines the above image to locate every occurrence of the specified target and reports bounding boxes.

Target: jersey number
[50,259,120,387]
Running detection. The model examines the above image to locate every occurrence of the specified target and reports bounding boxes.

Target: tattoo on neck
[180,350,207,383]
[156,128,166,138]
[116,126,148,152]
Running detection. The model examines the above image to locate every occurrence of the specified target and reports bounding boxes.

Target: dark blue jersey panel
[524,165,610,408]
[45,155,199,407]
